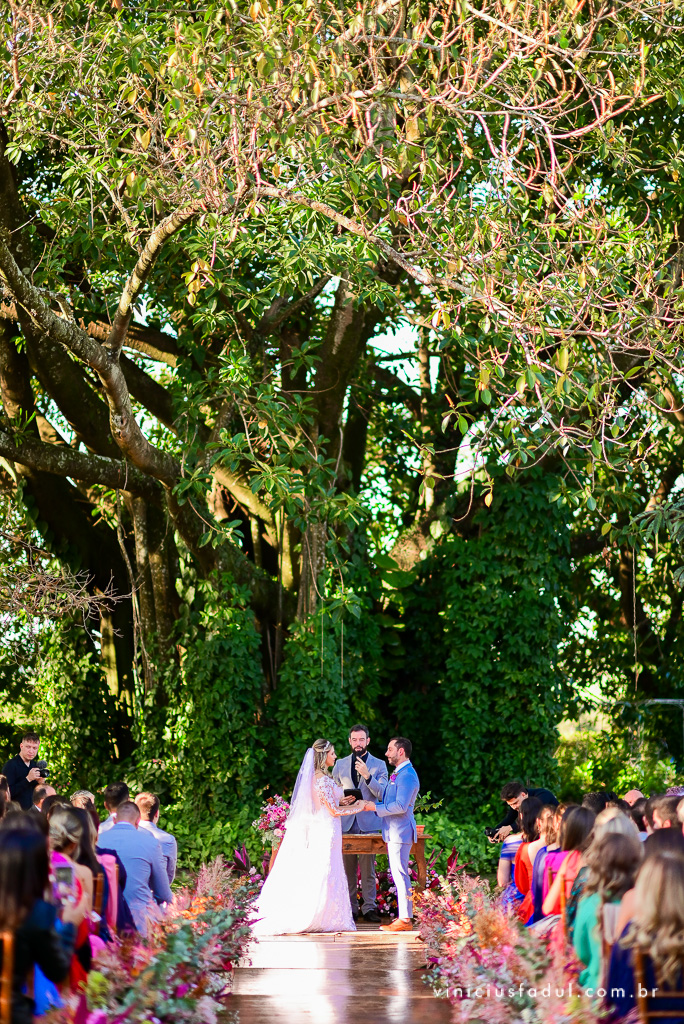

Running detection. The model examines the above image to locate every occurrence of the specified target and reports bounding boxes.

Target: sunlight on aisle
[229,926,452,1024]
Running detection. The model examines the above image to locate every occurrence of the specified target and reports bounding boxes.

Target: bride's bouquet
[252,795,291,847]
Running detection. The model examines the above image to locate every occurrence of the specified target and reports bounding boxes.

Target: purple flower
[390,773,397,781]
[175,983,191,998]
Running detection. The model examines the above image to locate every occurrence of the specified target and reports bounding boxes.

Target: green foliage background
[1,472,570,873]
[3,0,684,878]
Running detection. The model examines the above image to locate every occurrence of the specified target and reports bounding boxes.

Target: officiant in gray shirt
[332,724,388,923]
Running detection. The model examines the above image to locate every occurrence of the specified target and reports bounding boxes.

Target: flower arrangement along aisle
[251,795,290,847]
[416,868,608,1024]
[47,856,256,1024]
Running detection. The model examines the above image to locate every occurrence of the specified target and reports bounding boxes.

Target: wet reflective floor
[229,923,453,1023]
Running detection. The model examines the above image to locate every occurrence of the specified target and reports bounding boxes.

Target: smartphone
[53,864,76,905]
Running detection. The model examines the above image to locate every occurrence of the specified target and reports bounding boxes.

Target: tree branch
[371,364,421,417]
[105,207,197,360]
[1,300,180,366]
[255,276,331,334]
[0,429,163,503]
[258,186,502,309]
[0,229,180,485]
[213,464,277,534]
[259,185,443,289]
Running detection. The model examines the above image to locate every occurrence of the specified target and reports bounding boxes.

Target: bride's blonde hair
[312,738,333,773]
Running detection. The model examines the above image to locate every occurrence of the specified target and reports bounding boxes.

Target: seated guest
[574,831,643,992]
[606,851,684,1021]
[135,792,178,885]
[542,805,595,919]
[25,786,54,837]
[493,781,558,840]
[98,782,130,835]
[614,828,684,938]
[0,775,10,801]
[28,784,56,818]
[513,796,544,924]
[497,831,524,912]
[530,806,558,923]
[582,792,610,815]
[95,801,172,936]
[623,789,644,807]
[0,804,24,828]
[71,790,100,830]
[43,796,68,821]
[564,807,638,944]
[0,821,87,1024]
[1,732,43,811]
[71,790,96,807]
[49,806,94,990]
[629,797,649,840]
[70,806,110,942]
[542,804,577,902]
[651,794,681,829]
[643,796,657,835]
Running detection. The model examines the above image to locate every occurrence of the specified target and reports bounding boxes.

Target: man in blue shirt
[96,800,172,935]
[135,791,178,885]
[97,781,130,836]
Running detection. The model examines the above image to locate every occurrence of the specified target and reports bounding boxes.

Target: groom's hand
[340,795,356,805]
[355,758,371,780]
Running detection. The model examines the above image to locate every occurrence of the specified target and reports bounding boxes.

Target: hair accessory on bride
[312,738,333,774]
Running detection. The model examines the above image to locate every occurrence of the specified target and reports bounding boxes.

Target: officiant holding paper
[333,724,388,922]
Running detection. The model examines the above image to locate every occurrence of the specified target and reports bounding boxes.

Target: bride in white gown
[252,738,372,935]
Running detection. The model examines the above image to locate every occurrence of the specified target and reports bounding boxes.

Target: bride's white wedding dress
[252,750,358,935]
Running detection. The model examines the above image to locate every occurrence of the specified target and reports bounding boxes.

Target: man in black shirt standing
[1,732,42,810]
[492,780,558,841]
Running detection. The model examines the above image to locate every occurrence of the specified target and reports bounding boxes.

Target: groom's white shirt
[333,752,388,833]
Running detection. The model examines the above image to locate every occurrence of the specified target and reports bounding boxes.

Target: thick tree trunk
[296,520,327,621]
[100,604,137,760]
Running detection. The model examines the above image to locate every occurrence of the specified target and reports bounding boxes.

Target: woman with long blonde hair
[606,852,684,1020]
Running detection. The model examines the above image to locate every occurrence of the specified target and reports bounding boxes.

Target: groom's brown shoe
[380,918,413,932]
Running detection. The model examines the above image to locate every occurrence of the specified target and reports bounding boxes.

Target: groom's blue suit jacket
[374,762,420,845]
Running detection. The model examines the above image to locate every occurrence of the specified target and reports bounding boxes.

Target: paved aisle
[229,924,452,1024]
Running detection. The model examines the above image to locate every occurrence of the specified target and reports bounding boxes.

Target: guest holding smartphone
[48,807,93,990]
[0,819,87,1024]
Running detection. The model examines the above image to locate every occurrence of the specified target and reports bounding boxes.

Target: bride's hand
[363,801,376,812]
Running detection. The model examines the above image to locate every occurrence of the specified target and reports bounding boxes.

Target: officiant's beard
[352,741,369,756]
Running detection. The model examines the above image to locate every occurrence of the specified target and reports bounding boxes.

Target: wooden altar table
[341,832,431,892]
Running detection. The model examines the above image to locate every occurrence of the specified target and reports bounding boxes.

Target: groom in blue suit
[366,736,420,932]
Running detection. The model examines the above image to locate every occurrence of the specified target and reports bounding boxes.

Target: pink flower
[390,773,397,781]
[86,1013,108,1024]
[175,983,191,998]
